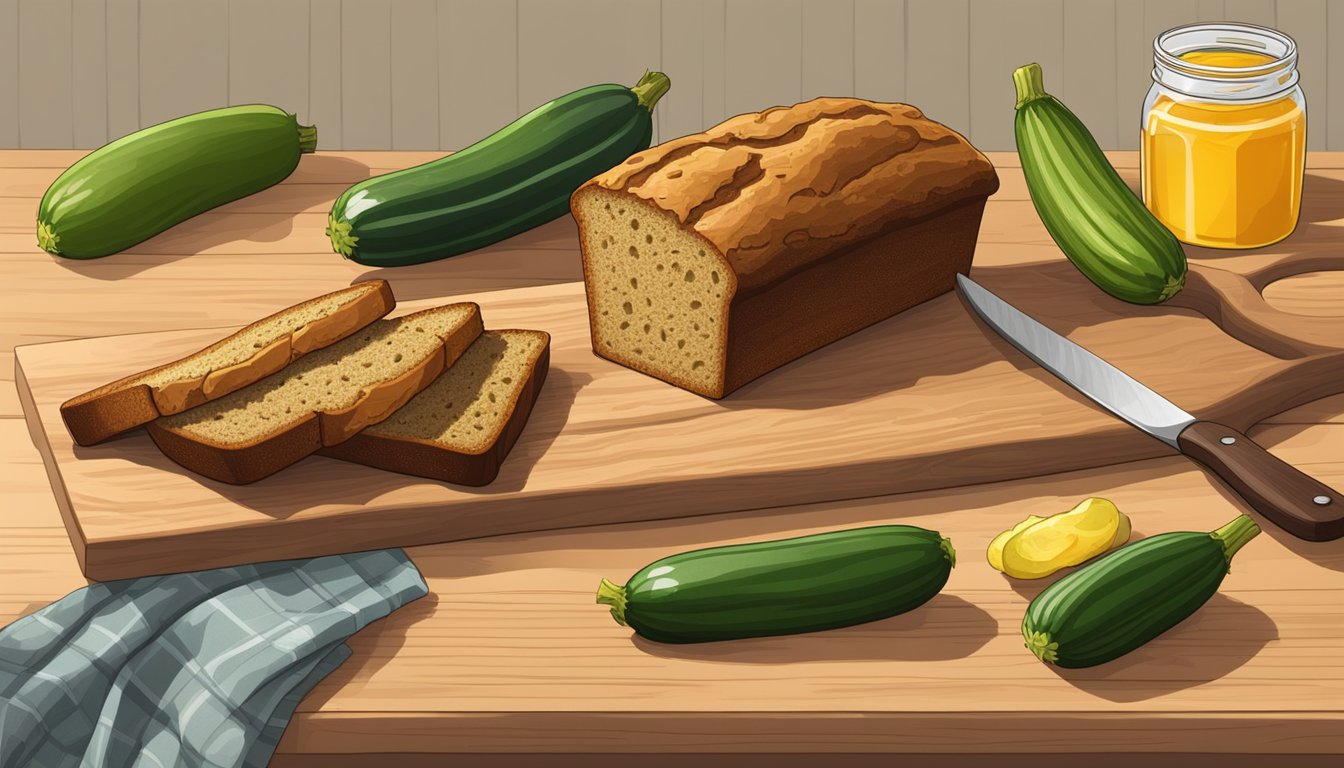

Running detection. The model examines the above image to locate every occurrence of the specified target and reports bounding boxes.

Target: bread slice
[61,281,396,445]
[318,329,550,486]
[146,303,484,484]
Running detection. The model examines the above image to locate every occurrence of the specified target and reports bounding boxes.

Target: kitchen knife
[956,273,1343,542]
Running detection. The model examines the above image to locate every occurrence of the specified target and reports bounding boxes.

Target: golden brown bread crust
[316,333,551,486]
[145,304,484,485]
[60,280,396,446]
[573,98,999,399]
[585,98,1000,293]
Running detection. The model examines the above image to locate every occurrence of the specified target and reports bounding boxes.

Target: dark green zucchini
[1013,63,1187,304]
[38,105,316,259]
[596,525,956,644]
[326,70,670,267]
[1022,514,1260,668]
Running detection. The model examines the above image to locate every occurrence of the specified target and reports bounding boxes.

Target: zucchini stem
[631,71,672,112]
[36,220,60,255]
[1211,514,1261,564]
[595,578,629,627]
[297,121,318,153]
[1013,63,1048,110]
[940,536,957,568]
[326,214,358,259]
[1023,628,1059,664]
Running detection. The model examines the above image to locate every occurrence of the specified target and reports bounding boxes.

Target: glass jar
[1141,23,1306,249]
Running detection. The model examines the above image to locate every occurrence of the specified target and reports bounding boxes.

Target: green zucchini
[596,525,956,644]
[1022,514,1260,668]
[1013,63,1187,304]
[327,70,671,267]
[38,105,316,259]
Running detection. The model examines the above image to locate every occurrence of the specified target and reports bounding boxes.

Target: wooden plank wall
[0,0,1339,151]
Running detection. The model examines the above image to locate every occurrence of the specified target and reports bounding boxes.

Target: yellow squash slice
[987,515,1045,571]
[995,498,1130,579]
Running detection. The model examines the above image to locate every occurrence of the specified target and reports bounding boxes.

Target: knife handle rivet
[1220,436,1236,445]
[1314,495,1332,506]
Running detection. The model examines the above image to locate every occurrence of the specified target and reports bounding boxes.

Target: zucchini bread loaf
[572,97,999,398]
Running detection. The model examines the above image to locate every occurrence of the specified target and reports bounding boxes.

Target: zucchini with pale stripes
[327,71,671,267]
[1022,514,1260,668]
[1013,63,1187,304]
[38,105,316,259]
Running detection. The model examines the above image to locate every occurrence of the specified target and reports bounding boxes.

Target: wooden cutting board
[16,246,1344,580]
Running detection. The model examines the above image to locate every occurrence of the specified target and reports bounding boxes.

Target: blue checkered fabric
[0,549,426,768]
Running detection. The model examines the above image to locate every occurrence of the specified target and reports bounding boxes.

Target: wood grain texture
[1063,0,1118,149]
[1199,0,1226,20]
[105,0,140,142]
[724,0,802,117]
[1112,0,1146,151]
[800,0,854,100]
[438,0,519,151]
[517,0,662,141]
[700,0,727,130]
[229,0,310,120]
[269,756,1344,768]
[2,151,1341,759]
[658,0,706,141]
[138,0,228,128]
[0,0,15,148]
[2,0,1341,151]
[1275,0,1328,151]
[1225,0,1277,26]
[340,0,392,149]
[14,154,1344,579]
[969,0,1064,152]
[1328,0,1343,150]
[391,0,440,150]
[905,0,970,135]
[1177,421,1344,540]
[1262,271,1344,317]
[853,0,905,105]
[17,0,73,149]
[266,430,1344,754]
[309,0,343,149]
[71,0,108,149]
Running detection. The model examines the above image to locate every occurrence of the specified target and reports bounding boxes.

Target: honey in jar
[1141,23,1306,249]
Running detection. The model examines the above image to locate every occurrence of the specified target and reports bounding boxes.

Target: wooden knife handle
[1177,421,1343,542]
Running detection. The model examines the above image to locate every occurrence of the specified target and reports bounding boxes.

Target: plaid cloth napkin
[0,549,427,768]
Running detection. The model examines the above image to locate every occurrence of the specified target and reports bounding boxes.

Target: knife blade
[956,273,1343,542]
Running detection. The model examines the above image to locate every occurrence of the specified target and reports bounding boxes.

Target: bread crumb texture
[576,189,728,395]
[575,97,998,397]
[137,284,375,388]
[158,305,475,445]
[366,329,547,453]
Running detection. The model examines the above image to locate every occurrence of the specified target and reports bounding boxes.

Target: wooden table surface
[3,150,1342,766]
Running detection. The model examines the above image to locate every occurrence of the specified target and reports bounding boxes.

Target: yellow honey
[1141,26,1306,249]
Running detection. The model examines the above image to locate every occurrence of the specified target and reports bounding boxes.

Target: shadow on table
[50,155,373,280]
[1201,458,1344,575]
[75,367,591,520]
[351,216,585,301]
[629,594,996,663]
[1001,525,1153,602]
[294,589,441,710]
[1046,593,1278,703]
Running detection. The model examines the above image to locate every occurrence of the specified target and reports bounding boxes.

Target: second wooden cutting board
[17,266,1344,581]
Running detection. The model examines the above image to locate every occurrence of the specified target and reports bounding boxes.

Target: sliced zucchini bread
[61,280,394,445]
[318,329,550,486]
[147,303,483,484]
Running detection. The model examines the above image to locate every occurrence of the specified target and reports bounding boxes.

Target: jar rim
[1152,22,1300,102]
[1154,22,1297,76]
